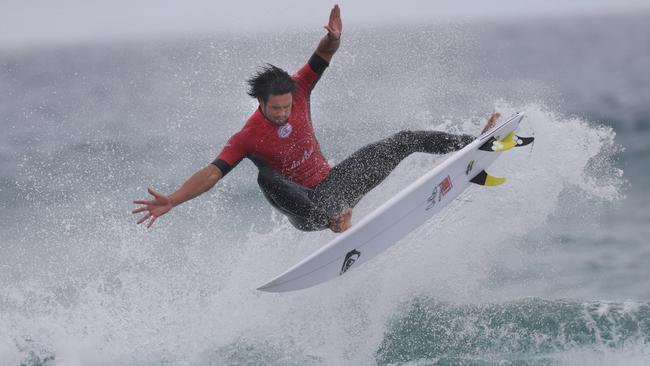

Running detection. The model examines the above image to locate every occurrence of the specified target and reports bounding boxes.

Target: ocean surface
[1,12,649,366]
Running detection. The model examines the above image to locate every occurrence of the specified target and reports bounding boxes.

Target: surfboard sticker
[258,112,534,292]
[340,249,361,275]
[466,160,475,175]
[426,175,453,211]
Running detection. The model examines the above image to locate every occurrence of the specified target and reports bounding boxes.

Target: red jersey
[214,57,330,188]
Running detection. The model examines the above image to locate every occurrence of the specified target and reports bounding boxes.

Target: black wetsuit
[255,130,473,231]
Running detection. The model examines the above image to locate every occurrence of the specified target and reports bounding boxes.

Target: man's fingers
[334,5,342,29]
[136,212,158,227]
[137,213,152,225]
[147,187,162,198]
[133,199,152,205]
[132,207,149,214]
[147,215,158,228]
[325,4,342,38]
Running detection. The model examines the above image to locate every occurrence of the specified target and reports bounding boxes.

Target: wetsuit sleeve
[293,53,329,93]
[308,53,329,75]
[211,131,248,176]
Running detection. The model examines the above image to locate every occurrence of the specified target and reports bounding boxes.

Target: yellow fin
[470,170,507,186]
[492,132,518,152]
[484,174,507,186]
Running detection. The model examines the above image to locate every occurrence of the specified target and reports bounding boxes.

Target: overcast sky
[2,0,649,48]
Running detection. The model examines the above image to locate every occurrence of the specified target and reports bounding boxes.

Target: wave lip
[376,297,650,365]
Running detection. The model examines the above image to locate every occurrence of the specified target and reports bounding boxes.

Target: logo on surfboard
[466,160,475,175]
[340,249,361,275]
[426,175,453,210]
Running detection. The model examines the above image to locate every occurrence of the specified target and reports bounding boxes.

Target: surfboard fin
[470,170,506,186]
[479,132,535,152]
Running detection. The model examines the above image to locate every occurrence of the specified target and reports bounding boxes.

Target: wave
[10,298,649,366]
[377,297,650,365]
[1,103,634,366]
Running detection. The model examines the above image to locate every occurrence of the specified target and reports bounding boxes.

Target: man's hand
[132,187,173,228]
[481,112,501,134]
[316,5,342,63]
[324,4,342,40]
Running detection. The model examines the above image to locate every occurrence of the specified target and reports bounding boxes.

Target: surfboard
[258,112,533,292]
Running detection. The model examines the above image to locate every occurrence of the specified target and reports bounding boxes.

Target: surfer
[133,4,499,233]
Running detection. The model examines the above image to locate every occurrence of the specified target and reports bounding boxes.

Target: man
[133,5,498,233]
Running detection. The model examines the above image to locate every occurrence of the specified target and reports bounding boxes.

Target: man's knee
[381,130,417,151]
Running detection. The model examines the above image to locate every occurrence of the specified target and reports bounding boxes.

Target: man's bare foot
[481,112,501,134]
[329,208,353,233]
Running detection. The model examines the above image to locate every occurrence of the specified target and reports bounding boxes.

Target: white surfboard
[258,112,533,292]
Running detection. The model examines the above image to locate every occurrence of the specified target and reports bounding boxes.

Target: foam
[0,101,632,365]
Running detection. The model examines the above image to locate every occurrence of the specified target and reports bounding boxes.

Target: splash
[0,100,629,365]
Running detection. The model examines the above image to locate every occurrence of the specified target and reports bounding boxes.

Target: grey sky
[2,0,649,48]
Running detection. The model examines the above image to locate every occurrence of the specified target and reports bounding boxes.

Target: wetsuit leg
[256,164,331,231]
[311,130,474,216]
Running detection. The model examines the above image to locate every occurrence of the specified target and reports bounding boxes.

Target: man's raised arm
[132,164,223,228]
[315,4,342,63]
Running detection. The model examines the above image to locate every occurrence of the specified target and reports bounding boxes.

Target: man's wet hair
[247,64,296,102]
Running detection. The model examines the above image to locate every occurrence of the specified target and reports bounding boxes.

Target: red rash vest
[212,54,330,188]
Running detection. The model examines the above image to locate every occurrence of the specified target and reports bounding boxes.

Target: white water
[1,102,635,365]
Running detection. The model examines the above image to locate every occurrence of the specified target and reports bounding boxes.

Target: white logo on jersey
[277,123,293,138]
[290,146,315,170]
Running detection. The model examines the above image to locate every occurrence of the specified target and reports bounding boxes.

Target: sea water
[1,13,649,366]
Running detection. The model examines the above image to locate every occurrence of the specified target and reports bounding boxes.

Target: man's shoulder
[237,112,274,138]
[292,64,318,83]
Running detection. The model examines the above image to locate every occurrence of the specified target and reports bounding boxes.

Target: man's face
[260,93,292,126]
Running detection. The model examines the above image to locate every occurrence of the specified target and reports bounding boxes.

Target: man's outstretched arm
[315,4,342,63]
[132,164,223,228]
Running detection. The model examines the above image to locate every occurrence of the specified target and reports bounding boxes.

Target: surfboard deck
[258,112,532,292]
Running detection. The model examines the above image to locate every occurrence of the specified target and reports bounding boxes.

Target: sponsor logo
[340,249,361,275]
[466,160,474,175]
[439,175,453,196]
[289,145,315,170]
[426,187,438,210]
[277,123,293,138]
[426,175,453,210]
